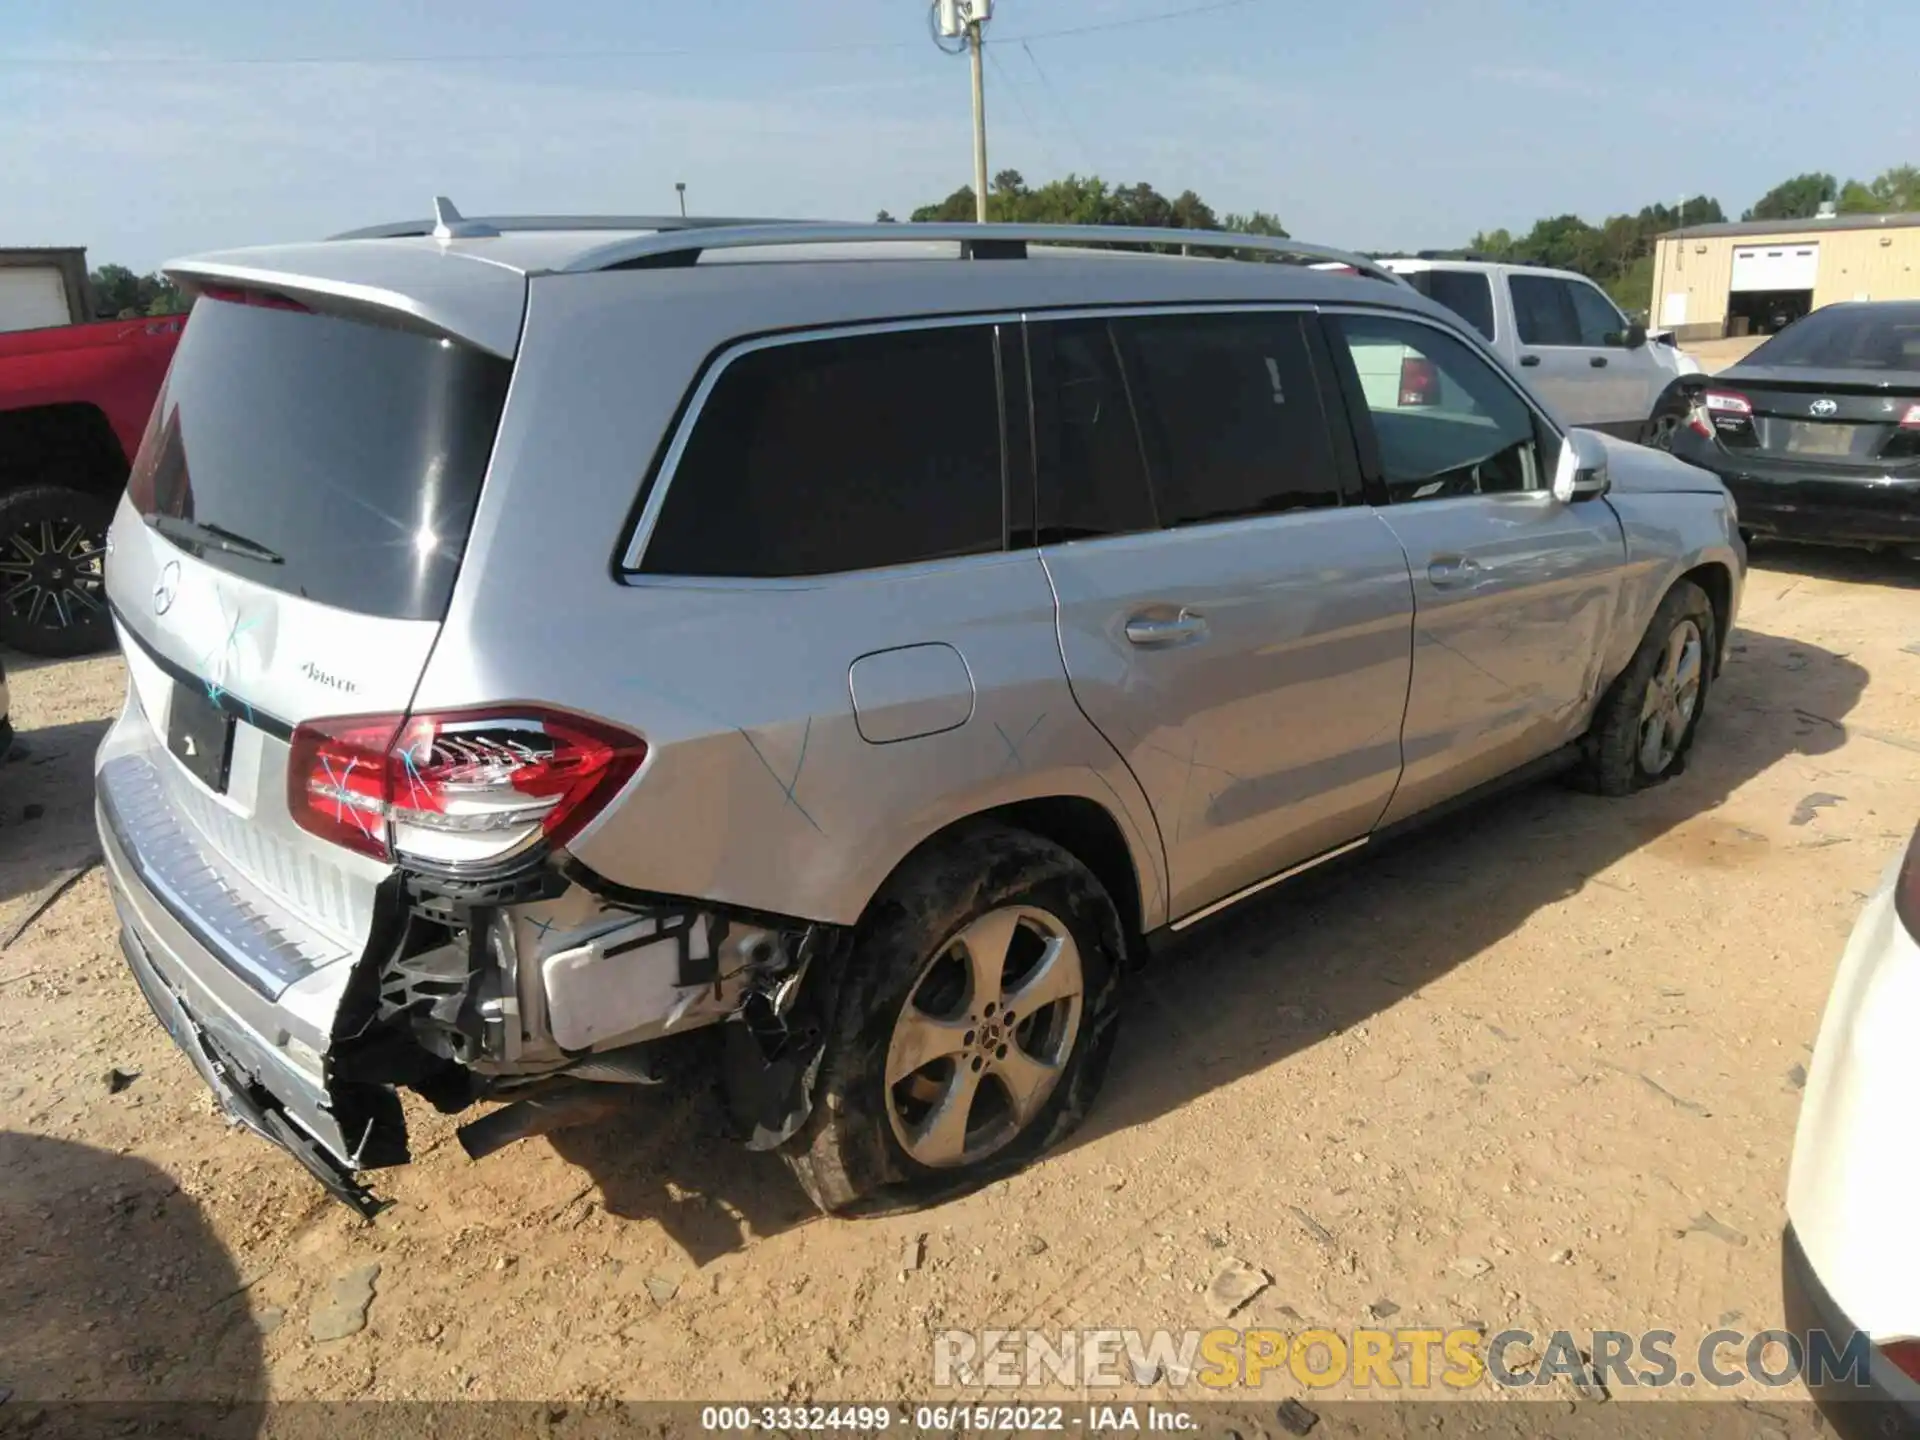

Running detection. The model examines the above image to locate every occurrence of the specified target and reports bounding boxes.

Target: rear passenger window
[1116,312,1342,526]
[640,325,1004,578]
[1031,320,1158,542]
[1509,274,1580,347]
[1419,270,1497,341]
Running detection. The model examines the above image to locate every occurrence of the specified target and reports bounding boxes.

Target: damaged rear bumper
[102,806,386,1213]
[101,761,841,1214]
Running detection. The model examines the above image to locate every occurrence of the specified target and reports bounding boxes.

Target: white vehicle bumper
[1785,836,1920,1428]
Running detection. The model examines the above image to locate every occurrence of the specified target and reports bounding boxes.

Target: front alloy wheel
[1638,619,1703,776]
[1573,578,1716,796]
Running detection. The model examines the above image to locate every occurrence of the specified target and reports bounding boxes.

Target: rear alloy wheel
[0,485,115,657]
[783,825,1125,1215]
[884,905,1086,1170]
[1643,409,1683,452]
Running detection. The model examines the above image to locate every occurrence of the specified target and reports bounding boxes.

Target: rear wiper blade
[147,515,285,565]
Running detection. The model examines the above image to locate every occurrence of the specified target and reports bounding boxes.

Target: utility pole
[937,1,993,222]
[968,12,989,222]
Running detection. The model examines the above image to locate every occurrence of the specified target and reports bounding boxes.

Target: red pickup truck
[1,248,182,656]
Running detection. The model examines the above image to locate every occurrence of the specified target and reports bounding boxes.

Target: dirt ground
[3,542,1918,1412]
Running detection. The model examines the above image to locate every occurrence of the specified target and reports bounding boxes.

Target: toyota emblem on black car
[1809,398,1839,416]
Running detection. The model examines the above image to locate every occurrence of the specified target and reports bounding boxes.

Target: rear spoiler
[165,247,527,359]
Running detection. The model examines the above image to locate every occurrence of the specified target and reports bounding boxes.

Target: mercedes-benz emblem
[1809,398,1839,417]
[153,560,181,615]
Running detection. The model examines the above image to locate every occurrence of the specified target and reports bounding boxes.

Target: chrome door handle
[1427,556,1485,588]
[1124,610,1208,647]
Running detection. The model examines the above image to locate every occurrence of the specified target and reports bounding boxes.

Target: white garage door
[0,266,75,333]
[1730,243,1819,292]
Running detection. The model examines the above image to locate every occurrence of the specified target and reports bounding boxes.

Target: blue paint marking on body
[737,717,824,834]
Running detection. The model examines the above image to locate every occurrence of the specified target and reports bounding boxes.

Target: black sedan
[1651,300,1920,555]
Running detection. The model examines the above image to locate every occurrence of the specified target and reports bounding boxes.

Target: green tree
[1467,228,1515,260]
[88,264,187,319]
[1743,173,1838,222]
[1869,164,1920,212]
[1836,180,1880,214]
[1221,210,1288,238]
[907,173,1280,248]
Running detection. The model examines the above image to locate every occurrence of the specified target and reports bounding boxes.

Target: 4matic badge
[300,660,359,695]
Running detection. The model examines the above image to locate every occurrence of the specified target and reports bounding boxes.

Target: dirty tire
[1640,407,1684,452]
[782,824,1125,1217]
[0,484,115,657]
[1573,579,1717,797]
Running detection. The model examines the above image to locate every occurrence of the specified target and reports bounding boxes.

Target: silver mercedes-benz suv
[97,206,1744,1216]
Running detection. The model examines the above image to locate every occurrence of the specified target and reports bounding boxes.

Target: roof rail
[555,222,1408,286]
[328,212,817,241]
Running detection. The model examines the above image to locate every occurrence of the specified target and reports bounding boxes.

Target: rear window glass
[640,325,1005,578]
[1750,304,1920,370]
[128,297,511,621]
[1409,270,1496,341]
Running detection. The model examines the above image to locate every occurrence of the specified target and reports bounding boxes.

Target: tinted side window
[1031,319,1157,543]
[642,325,1004,578]
[1509,274,1580,347]
[1117,312,1342,526]
[1566,280,1627,346]
[1424,270,1497,341]
[1330,314,1551,503]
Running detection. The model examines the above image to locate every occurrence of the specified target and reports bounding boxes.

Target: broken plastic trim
[724,923,851,1151]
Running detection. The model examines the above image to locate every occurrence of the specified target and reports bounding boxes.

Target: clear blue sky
[5,0,1914,272]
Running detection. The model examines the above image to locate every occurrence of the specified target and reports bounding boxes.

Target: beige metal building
[1650,211,1920,342]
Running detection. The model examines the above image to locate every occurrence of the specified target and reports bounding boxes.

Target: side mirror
[1618,322,1648,349]
[1550,428,1611,503]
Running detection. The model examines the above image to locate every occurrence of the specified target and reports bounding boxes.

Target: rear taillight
[1899,404,1920,429]
[1895,823,1920,943]
[288,707,646,865]
[1399,355,1438,407]
[197,285,310,313]
[1690,388,1753,437]
[1881,1339,1920,1385]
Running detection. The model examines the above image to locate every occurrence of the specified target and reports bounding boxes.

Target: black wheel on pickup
[0,485,115,657]
[782,824,1126,1216]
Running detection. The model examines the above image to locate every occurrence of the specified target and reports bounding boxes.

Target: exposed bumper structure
[100,713,829,1213]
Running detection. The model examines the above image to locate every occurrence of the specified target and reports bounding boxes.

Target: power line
[0,39,918,67]
[983,43,1066,181]
[993,0,1267,44]
[0,0,1271,68]
[1018,40,1101,176]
